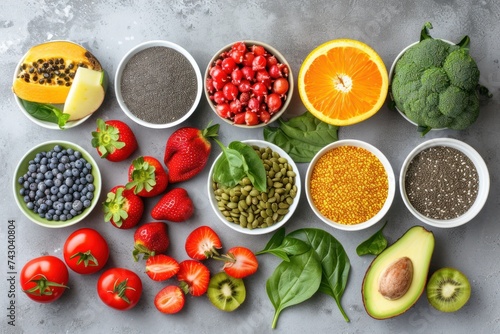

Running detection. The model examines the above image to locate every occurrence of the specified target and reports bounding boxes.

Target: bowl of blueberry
[13,140,102,228]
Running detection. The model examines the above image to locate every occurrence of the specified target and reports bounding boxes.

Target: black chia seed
[120,46,197,124]
[404,146,479,220]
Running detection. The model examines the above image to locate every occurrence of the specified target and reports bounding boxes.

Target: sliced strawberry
[218,246,258,279]
[154,285,185,314]
[145,254,180,281]
[185,226,222,260]
[177,260,210,297]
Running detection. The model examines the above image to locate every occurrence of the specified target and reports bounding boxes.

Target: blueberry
[58,163,66,172]
[54,145,62,152]
[26,201,34,209]
[65,178,74,187]
[60,155,69,164]
[87,184,95,192]
[60,184,69,195]
[45,213,53,220]
[72,200,83,211]
[85,174,94,183]
[44,171,54,180]
[39,164,48,173]
[64,202,73,211]
[63,194,73,202]
[54,178,62,187]
[83,199,91,208]
[28,164,37,173]
[44,179,54,187]
[71,168,79,177]
[59,214,67,221]
[73,192,81,200]
[37,183,47,191]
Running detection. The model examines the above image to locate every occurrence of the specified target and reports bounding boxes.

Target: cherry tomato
[20,255,69,303]
[97,268,142,311]
[63,228,109,275]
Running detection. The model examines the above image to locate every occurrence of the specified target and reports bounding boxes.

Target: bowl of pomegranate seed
[204,41,293,128]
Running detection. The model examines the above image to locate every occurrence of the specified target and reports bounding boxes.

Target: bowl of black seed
[400,138,489,228]
[115,40,202,129]
[13,140,102,228]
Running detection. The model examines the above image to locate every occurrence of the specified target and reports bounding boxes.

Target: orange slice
[298,39,389,126]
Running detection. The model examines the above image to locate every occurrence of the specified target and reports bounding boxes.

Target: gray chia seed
[404,145,478,220]
[120,46,197,124]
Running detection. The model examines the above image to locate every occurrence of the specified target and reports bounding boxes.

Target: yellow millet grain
[310,146,388,225]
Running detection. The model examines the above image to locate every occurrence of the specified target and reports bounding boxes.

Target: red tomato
[63,228,109,275]
[97,268,142,311]
[20,255,69,303]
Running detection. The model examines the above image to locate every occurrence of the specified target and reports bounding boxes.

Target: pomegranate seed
[231,69,243,85]
[256,70,271,83]
[230,50,244,64]
[245,111,259,126]
[252,45,266,56]
[238,80,251,93]
[267,93,282,112]
[239,92,250,104]
[247,97,260,111]
[273,77,289,95]
[268,64,282,79]
[229,99,242,113]
[266,55,278,68]
[260,110,271,123]
[252,55,267,71]
[232,42,246,53]
[241,66,255,81]
[221,57,237,74]
[223,82,239,101]
[252,82,268,96]
[213,91,226,105]
[234,112,246,124]
[242,52,255,67]
[216,103,231,119]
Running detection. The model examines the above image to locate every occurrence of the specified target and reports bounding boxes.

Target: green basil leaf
[20,99,69,129]
[212,141,246,187]
[266,248,322,329]
[257,227,286,255]
[263,112,338,163]
[228,141,267,192]
[356,221,388,256]
[288,228,351,322]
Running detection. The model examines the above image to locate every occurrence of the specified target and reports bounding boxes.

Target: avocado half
[362,225,435,319]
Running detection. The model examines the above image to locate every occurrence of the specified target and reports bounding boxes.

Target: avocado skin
[361,225,435,320]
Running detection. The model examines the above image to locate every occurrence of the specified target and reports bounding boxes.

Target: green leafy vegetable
[213,140,267,192]
[256,228,310,261]
[260,228,351,328]
[288,228,351,322]
[20,99,69,129]
[263,111,338,163]
[266,248,322,329]
[356,221,388,256]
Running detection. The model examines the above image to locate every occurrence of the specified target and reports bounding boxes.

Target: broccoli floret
[390,22,485,134]
[443,48,480,91]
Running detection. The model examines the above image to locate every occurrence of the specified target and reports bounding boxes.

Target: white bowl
[305,139,396,231]
[204,40,293,128]
[400,138,489,228]
[12,40,100,130]
[207,139,301,235]
[115,40,202,129]
[389,39,454,131]
[13,140,102,228]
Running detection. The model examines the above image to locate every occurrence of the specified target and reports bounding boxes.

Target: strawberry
[151,188,194,222]
[216,246,259,279]
[103,185,144,229]
[133,222,170,261]
[185,226,222,260]
[91,118,138,162]
[163,123,219,183]
[154,285,185,314]
[126,156,168,197]
[177,260,210,297]
[145,254,180,281]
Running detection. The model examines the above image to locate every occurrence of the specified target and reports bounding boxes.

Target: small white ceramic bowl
[12,40,102,130]
[400,138,489,228]
[13,140,102,228]
[305,139,396,231]
[115,40,202,129]
[204,40,293,128]
[389,39,454,131]
[207,139,300,235]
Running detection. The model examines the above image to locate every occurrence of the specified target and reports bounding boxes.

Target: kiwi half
[207,272,246,312]
[426,267,471,312]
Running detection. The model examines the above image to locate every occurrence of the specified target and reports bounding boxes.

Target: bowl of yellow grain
[305,139,396,231]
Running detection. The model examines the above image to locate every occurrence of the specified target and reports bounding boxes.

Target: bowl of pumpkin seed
[207,139,301,235]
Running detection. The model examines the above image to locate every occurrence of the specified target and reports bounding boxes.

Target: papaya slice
[12,41,102,104]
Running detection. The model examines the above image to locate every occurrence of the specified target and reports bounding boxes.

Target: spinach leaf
[213,140,267,192]
[228,141,267,192]
[356,221,388,256]
[263,112,338,163]
[266,248,322,329]
[256,228,311,261]
[20,99,69,129]
[288,228,351,322]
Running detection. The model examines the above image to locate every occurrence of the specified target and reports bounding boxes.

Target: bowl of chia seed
[400,137,490,228]
[13,140,102,228]
[207,139,300,235]
[115,40,202,129]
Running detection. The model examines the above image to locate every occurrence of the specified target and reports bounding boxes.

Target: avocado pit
[378,256,413,300]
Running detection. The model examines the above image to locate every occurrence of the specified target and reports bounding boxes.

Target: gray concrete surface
[1,1,500,333]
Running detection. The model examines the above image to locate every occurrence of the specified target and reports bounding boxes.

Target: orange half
[298,39,389,126]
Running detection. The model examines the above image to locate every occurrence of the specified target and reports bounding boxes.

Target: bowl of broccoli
[389,22,490,136]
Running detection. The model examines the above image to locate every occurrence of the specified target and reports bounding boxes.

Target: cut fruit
[362,226,434,319]
[207,272,246,312]
[298,39,389,126]
[63,67,105,121]
[13,40,102,104]
[426,267,471,312]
